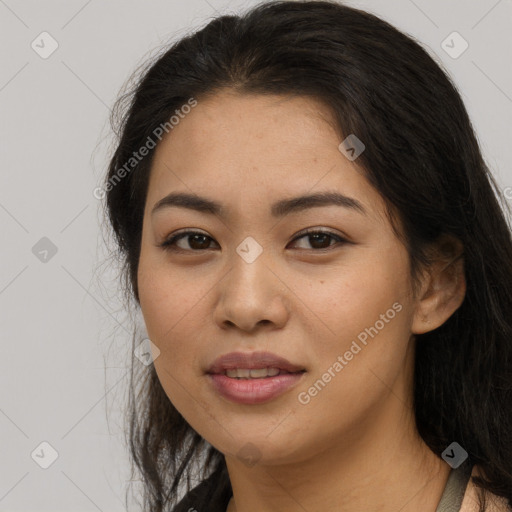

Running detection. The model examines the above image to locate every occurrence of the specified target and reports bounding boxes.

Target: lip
[206,351,305,374]
[206,351,306,405]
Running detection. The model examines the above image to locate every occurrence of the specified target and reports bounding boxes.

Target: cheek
[138,260,213,418]
[137,255,202,375]
[296,251,414,411]
[138,251,203,339]
[288,263,413,445]
[302,250,411,355]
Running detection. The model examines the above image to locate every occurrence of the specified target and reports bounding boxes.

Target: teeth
[225,367,281,379]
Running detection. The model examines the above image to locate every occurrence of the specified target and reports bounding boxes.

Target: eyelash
[158,228,348,253]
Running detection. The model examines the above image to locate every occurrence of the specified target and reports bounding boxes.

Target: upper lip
[206,351,306,374]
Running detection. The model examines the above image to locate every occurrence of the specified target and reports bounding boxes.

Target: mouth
[206,351,307,404]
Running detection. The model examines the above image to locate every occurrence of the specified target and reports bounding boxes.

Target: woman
[102,1,512,511]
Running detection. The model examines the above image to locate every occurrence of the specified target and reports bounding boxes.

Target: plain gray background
[1,0,511,510]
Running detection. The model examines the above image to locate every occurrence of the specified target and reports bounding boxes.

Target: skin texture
[137,90,467,512]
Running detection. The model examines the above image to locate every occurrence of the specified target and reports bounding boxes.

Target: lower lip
[207,372,306,405]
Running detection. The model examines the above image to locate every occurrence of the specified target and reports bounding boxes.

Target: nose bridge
[229,235,272,302]
[213,234,289,331]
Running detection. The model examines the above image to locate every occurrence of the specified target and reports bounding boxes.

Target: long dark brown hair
[102,1,512,510]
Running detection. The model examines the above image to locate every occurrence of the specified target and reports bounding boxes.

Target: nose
[212,247,290,333]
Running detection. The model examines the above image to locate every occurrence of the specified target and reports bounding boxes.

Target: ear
[411,235,466,335]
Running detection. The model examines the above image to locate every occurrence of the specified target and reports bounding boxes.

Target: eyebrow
[151,191,367,218]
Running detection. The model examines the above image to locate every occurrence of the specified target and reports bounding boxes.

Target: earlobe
[411,236,466,335]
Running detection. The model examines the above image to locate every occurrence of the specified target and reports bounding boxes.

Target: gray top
[436,464,473,512]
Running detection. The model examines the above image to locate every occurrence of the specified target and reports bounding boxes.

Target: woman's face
[137,90,419,465]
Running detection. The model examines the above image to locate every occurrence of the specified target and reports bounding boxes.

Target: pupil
[190,235,209,249]
[310,234,330,249]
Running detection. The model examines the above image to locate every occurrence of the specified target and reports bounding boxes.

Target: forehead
[146,90,387,223]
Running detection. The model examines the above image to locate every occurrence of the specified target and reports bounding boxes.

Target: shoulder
[460,465,511,512]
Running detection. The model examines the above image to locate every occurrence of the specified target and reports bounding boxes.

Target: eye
[288,229,347,251]
[159,228,347,253]
[159,230,218,252]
